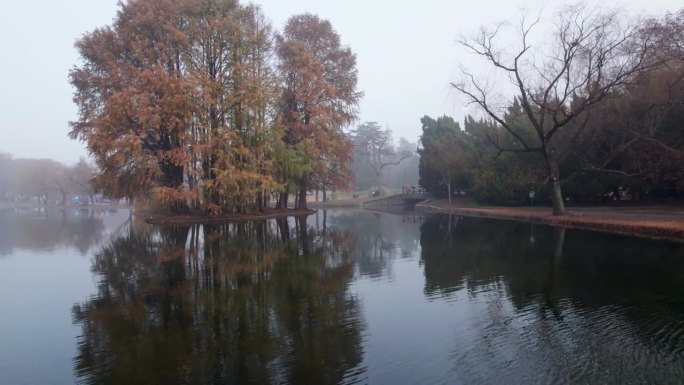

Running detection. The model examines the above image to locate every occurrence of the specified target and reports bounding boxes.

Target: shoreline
[417,199,684,242]
[42,195,679,242]
[145,208,315,225]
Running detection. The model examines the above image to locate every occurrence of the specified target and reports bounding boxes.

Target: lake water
[1,207,684,384]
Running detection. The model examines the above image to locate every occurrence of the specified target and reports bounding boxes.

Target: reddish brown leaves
[71,2,359,214]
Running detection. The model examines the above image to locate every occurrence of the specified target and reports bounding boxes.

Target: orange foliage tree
[71,1,358,214]
[70,0,193,212]
[276,14,361,210]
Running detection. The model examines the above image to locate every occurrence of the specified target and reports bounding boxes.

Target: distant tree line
[0,154,97,205]
[70,0,360,214]
[348,122,418,193]
[419,6,684,213]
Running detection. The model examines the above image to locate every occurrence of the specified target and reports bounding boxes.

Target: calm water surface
[1,207,684,384]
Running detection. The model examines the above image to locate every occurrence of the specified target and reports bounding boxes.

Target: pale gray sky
[1,0,681,164]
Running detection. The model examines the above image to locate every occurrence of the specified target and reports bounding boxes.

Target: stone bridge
[362,192,433,207]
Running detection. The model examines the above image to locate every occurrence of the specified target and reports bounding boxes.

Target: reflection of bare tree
[73,217,365,384]
[336,212,392,277]
[420,214,684,382]
[0,207,106,255]
[420,215,684,307]
[540,228,566,320]
[421,215,572,301]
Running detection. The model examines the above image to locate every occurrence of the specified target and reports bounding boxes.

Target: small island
[68,7,360,220]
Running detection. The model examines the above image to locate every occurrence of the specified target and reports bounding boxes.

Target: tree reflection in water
[420,214,684,383]
[73,216,365,385]
[0,207,107,255]
[325,209,422,278]
[420,214,684,310]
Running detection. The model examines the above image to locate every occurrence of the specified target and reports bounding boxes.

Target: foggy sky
[1,0,681,165]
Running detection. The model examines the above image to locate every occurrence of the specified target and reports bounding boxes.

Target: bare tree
[452,4,655,215]
[351,122,412,191]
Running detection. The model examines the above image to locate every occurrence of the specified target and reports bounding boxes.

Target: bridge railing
[401,185,426,194]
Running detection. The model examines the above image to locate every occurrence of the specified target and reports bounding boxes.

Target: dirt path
[418,199,684,242]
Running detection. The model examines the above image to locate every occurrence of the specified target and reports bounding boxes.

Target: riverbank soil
[418,199,684,241]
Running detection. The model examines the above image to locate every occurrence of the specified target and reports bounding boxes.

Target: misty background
[1,0,682,193]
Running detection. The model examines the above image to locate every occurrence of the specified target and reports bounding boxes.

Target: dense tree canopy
[276,14,361,209]
[420,7,684,210]
[70,0,360,214]
[418,116,473,203]
[451,4,667,214]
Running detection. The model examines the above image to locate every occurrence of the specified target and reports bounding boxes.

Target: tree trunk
[256,193,263,213]
[298,179,308,210]
[170,199,190,214]
[446,180,452,205]
[322,189,327,202]
[544,150,565,216]
[276,192,288,209]
[551,178,565,216]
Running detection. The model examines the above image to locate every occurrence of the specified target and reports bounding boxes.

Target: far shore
[0,202,126,210]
